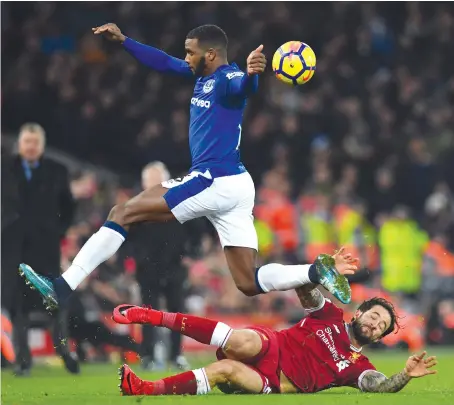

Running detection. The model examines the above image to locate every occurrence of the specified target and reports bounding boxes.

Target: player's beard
[194,56,207,77]
[350,318,375,346]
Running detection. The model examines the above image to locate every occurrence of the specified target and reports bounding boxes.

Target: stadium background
[2,1,454,364]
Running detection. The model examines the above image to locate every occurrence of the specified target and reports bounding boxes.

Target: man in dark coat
[1,123,78,375]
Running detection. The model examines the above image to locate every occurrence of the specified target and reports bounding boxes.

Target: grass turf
[2,350,453,405]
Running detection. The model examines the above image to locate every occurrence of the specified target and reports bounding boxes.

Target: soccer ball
[272,41,316,86]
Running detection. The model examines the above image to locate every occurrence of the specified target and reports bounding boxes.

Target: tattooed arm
[360,370,411,393]
[295,284,325,310]
[360,351,438,393]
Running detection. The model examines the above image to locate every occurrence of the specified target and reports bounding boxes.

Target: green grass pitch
[2,350,453,405]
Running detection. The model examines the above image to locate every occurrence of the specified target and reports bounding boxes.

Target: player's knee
[225,330,261,359]
[212,359,238,381]
[107,204,126,224]
[235,279,259,297]
[108,201,137,226]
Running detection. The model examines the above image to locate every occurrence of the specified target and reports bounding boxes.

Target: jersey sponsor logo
[191,97,211,108]
[336,360,351,372]
[203,79,215,94]
[333,325,340,334]
[316,327,346,363]
[316,328,338,361]
[226,71,245,80]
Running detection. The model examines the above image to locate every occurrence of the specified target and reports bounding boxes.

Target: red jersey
[276,299,377,393]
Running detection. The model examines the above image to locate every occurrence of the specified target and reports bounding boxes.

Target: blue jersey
[124,38,259,177]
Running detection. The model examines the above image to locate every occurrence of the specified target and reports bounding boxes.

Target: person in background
[126,162,193,371]
[1,123,78,375]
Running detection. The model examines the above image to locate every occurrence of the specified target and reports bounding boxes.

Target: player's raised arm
[92,23,193,77]
[360,351,437,393]
[295,284,325,310]
[224,45,266,98]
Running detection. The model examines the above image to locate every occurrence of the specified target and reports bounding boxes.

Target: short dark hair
[186,25,228,51]
[357,297,400,338]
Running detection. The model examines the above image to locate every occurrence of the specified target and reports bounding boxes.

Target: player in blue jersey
[19,24,355,311]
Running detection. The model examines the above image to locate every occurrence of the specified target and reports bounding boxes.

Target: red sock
[161,313,231,347]
[142,370,202,395]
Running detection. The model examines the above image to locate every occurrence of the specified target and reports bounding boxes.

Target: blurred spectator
[396,138,438,221]
[421,234,454,311]
[125,162,198,371]
[378,206,428,299]
[368,167,397,224]
[1,123,78,375]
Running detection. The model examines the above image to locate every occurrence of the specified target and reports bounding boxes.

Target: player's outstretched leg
[225,246,354,304]
[118,359,268,396]
[19,185,173,310]
[113,305,264,359]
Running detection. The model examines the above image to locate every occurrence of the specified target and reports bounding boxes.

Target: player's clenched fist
[247,45,267,76]
[92,23,126,43]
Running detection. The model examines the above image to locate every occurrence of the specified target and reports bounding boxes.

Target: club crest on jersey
[348,351,362,363]
[203,79,215,94]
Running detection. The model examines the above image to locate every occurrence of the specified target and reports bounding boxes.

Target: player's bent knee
[107,204,126,224]
[212,359,238,381]
[235,279,259,297]
[225,330,262,359]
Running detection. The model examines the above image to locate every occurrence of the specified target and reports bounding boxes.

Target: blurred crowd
[2,1,454,359]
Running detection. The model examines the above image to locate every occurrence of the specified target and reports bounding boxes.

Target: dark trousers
[13,305,72,369]
[69,319,140,355]
[2,233,72,370]
[138,267,186,362]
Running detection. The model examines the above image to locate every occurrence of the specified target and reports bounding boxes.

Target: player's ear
[354,309,362,319]
[206,48,216,62]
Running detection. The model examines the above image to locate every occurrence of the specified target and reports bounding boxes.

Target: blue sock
[255,267,265,294]
[308,264,319,284]
[53,276,73,302]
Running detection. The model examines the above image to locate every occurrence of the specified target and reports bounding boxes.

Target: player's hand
[247,45,267,76]
[332,246,359,276]
[404,351,438,378]
[92,23,126,43]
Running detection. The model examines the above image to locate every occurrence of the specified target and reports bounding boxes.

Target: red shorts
[216,326,281,394]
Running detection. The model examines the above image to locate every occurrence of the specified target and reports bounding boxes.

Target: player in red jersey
[113,249,437,396]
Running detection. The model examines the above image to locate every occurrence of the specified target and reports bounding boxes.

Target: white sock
[62,226,126,290]
[210,322,232,348]
[256,263,312,293]
[192,368,211,395]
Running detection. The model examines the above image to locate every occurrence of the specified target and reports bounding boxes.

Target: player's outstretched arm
[360,351,437,393]
[92,24,192,77]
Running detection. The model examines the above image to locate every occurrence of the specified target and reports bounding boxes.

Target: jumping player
[114,250,437,396]
[19,24,353,310]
